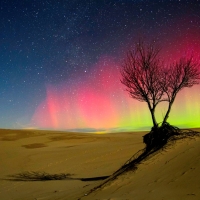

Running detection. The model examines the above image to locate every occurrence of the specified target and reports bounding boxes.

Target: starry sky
[0,0,200,132]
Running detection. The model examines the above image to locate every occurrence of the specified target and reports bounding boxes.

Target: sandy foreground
[0,128,200,200]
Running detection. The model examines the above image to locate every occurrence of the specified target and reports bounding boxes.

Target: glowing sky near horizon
[1,0,200,131]
[31,55,200,132]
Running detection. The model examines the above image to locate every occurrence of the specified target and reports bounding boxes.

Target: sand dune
[0,128,199,200]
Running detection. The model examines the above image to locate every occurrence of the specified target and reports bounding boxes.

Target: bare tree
[121,41,200,131]
[121,41,164,128]
[162,57,200,125]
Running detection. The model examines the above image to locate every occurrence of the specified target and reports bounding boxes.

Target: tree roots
[143,123,180,151]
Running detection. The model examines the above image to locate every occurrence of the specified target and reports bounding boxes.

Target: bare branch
[121,42,163,127]
[121,41,200,127]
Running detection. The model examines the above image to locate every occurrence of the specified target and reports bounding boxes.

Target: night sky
[1,0,200,132]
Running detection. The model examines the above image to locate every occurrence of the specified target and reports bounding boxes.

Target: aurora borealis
[31,57,200,132]
[1,0,200,132]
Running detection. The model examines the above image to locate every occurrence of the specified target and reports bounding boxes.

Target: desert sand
[0,128,200,200]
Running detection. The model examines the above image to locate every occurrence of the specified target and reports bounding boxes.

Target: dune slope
[0,129,144,200]
[81,134,200,200]
[1,129,200,200]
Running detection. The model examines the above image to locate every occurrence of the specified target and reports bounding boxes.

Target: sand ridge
[0,128,199,200]
[81,132,200,200]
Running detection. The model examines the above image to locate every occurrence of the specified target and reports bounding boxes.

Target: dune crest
[0,129,199,200]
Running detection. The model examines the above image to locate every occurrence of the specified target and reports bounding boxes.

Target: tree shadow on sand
[5,171,109,182]
[78,127,200,198]
[3,127,200,199]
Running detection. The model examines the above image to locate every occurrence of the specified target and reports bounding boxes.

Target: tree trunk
[150,108,158,128]
[146,101,158,128]
[162,101,173,125]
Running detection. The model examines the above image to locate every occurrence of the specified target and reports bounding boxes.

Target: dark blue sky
[0,0,200,130]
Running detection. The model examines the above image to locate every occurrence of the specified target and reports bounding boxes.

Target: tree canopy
[121,41,200,128]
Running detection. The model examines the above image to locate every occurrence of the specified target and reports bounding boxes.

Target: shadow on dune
[3,128,200,200]
[4,171,109,182]
[77,128,200,199]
